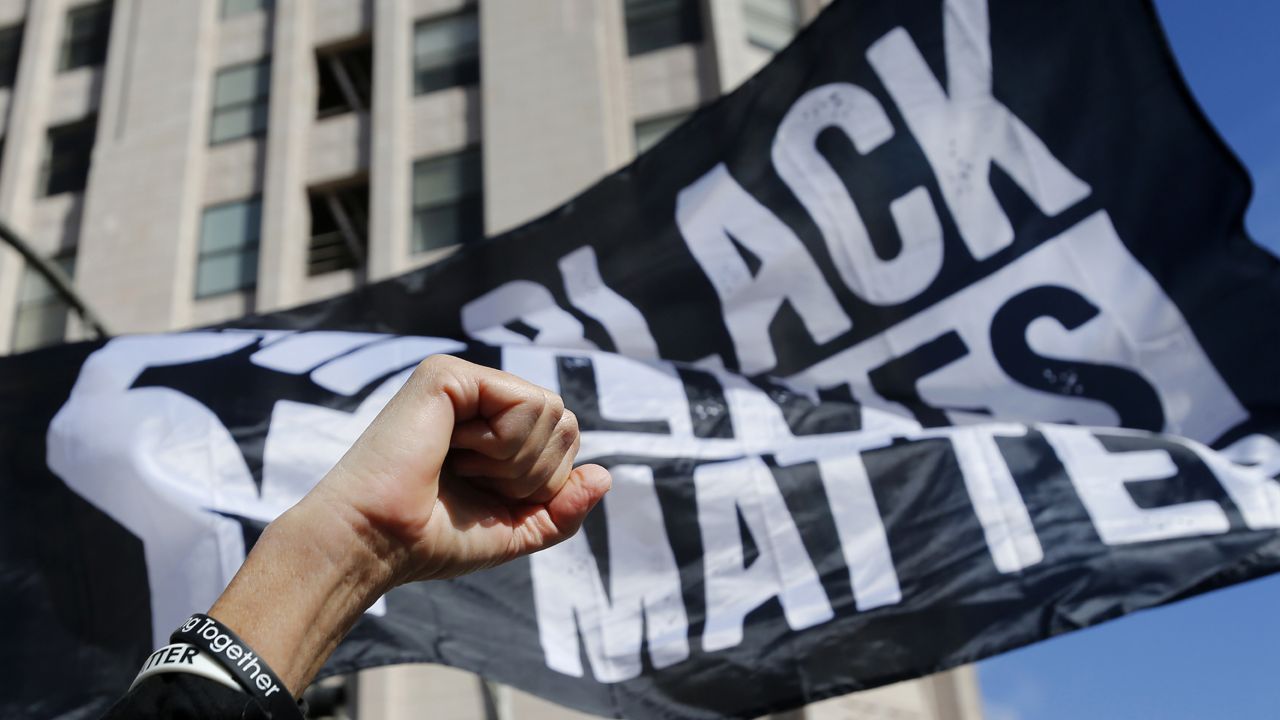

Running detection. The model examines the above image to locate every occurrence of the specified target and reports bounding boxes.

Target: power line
[0,218,111,340]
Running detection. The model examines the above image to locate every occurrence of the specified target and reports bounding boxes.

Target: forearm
[207,491,404,694]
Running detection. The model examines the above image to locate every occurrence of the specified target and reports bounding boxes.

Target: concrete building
[0,0,983,718]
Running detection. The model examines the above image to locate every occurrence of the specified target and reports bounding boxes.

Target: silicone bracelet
[170,613,305,720]
[130,643,242,692]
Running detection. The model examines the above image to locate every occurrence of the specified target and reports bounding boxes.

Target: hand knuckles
[410,355,442,383]
[543,417,577,460]
[514,448,541,477]
[494,435,524,460]
[530,452,563,484]
[545,393,566,421]
[561,409,579,435]
[412,354,465,393]
[522,389,547,417]
[415,353,460,375]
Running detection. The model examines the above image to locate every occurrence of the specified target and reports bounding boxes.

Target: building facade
[0,0,982,718]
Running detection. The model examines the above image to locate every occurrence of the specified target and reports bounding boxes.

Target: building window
[743,0,799,52]
[316,40,372,118]
[634,113,688,154]
[412,148,482,254]
[210,60,270,144]
[0,23,23,89]
[12,254,75,353]
[41,117,97,196]
[59,2,113,72]
[625,0,703,56]
[222,0,271,18]
[196,198,260,297]
[308,181,368,275]
[413,10,479,96]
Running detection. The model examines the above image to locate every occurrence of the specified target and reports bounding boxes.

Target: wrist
[299,477,417,587]
[280,490,407,602]
[208,492,404,693]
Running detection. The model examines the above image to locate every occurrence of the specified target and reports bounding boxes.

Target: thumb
[539,464,612,548]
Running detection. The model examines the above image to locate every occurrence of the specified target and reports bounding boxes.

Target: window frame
[41,116,97,197]
[742,0,801,53]
[624,0,704,57]
[209,59,272,145]
[195,196,262,298]
[315,38,373,119]
[412,9,481,97]
[411,146,484,255]
[307,179,370,276]
[59,1,113,72]
[221,0,271,19]
[0,22,24,89]
[634,111,690,154]
[11,252,76,353]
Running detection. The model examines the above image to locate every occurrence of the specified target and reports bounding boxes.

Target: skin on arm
[207,355,612,694]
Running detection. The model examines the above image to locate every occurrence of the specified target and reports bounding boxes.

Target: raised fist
[305,354,612,585]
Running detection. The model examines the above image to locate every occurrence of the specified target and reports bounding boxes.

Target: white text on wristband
[130,643,241,692]
[177,615,285,697]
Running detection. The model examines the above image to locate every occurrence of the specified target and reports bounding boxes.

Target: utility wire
[0,218,111,339]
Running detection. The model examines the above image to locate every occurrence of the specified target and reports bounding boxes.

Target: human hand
[306,353,612,585]
[206,354,609,693]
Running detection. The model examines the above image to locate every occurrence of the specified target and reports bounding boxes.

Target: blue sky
[978,1,1280,718]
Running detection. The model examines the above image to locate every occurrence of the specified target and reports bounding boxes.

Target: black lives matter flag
[4,0,1279,717]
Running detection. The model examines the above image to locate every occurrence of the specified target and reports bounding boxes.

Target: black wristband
[171,613,305,720]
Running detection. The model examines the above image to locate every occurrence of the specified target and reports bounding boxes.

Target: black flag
[3,0,1279,718]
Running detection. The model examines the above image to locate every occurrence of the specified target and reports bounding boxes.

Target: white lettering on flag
[1041,426,1230,545]
[696,457,834,652]
[866,0,1092,260]
[677,163,852,375]
[947,425,1044,573]
[530,464,688,682]
[774,82,945,305]
[812,454,903,609]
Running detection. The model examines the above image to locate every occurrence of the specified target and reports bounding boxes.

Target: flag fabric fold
[3,0,1279,718]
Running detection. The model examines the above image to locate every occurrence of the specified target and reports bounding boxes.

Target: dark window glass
[413,10,479,96]
[12,253,75,353]
[59,2,113,72]
[196,198,261,297]
[308,181,369,275]
[316,41,373,118]
[211,60,271,144]
[41,116,97,196]
[222,0,271,18]
[625,0,702,56]
[0,23,23,89]
[412,148,483,253]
